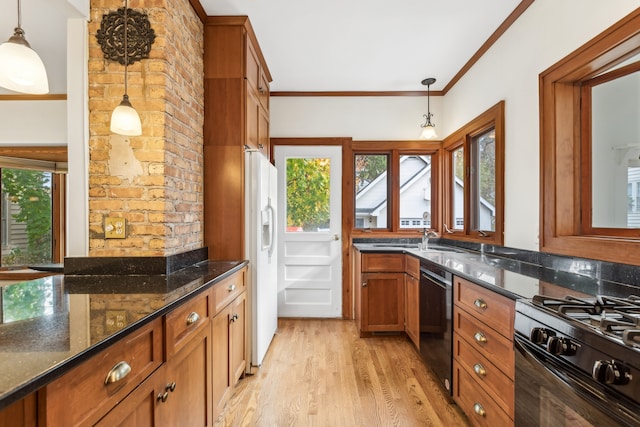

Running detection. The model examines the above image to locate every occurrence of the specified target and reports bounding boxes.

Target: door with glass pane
[274,146,342,318]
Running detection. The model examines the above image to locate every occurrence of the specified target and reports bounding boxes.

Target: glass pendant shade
[420,124,437,140]
[110,94,142,136]
[0,30,49,94]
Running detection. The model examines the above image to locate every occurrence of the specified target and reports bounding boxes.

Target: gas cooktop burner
[531,294,640,347]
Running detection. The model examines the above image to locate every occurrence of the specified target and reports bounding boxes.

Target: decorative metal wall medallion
[96,7,155,65]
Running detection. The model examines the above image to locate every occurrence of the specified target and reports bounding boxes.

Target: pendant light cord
[16,0,21,29]
[123,0,129,97]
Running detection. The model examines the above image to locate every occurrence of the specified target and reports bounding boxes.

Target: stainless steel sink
[370,243,419,248]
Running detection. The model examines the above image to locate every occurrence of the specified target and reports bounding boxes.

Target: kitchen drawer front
[165,290,211,358]
[453,361,513,427]
[213,269,247,314]
[454,308,514,377]
[454,276,514,338]
[43,318,163,427]
[454,332,514,417]
[362,253,404,272]
[405,255,420,278]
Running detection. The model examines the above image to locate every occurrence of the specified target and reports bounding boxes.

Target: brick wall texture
[88,0,204,256]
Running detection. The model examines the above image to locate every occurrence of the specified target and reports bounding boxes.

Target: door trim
[271,137,353,319]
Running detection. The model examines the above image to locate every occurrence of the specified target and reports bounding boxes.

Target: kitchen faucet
[422,228,438,250]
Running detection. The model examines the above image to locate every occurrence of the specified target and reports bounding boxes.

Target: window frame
[579,61,640,237]
[540,9,640,265]
[442,101,505,245]
[351,141,441,235]
[0,149,66,267]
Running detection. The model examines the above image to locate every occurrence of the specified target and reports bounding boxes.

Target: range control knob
[546,336,577,356]
[530,327,554,345]
[592,360,631,385]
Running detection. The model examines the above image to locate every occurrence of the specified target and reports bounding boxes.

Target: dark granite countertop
[0,259,248,411]
[354,241,640,300]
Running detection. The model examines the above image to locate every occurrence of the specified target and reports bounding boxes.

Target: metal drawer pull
[228,283,236,292]
[362,282,367,287]
[186,312,200,325]
[166,382,176,392]
[157,391,169,403]
[473,402,486,417]
[104,361,131,385]
[473,363,487,376]
[474,332,488,344]
[474,298,488,309]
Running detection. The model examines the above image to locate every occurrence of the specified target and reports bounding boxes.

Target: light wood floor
[214,318,470,427]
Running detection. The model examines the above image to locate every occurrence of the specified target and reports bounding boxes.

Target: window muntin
[355,154,389,229]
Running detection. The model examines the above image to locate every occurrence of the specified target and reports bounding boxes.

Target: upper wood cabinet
[203,16,272,260]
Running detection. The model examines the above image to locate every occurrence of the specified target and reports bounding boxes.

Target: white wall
[270,0,640,252]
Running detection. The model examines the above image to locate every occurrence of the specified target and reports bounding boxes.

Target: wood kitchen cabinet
[452,276,515,427]
[0,393,37,427]
[404,255,420,349]
[211,269,247,419]
[41,318,164,426]
[97,290,214,427]
[204,16,272,261]
[355,252,406,335]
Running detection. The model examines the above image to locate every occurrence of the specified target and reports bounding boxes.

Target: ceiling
[200,0,524,92]
[0,0,525,95]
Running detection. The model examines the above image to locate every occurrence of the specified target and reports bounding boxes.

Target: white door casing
[275,145,342,318]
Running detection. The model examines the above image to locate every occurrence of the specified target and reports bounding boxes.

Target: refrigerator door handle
[266,199,276,259]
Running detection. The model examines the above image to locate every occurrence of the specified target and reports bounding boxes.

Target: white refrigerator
[245,150,278,367]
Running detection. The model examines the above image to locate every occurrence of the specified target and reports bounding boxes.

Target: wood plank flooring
[214,318,470,427]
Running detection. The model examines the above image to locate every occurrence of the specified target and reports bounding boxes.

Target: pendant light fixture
[97,0,155,136]
[419,77,437,140]
[0,0,49,94]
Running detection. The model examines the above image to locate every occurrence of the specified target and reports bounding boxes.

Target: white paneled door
[274,145,342,318]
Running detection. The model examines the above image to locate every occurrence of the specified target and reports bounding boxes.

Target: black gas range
[514,294,640,426]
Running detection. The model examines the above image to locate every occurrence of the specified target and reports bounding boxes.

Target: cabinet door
[95,366,166,427]
[211,305,232,419]
[0,393,37,427]
[361,273,405,332]
[258,105,270,159]
[229,292,247,385]
[245,84,259,150]
[405,274,420,349]
[162,323,212,427]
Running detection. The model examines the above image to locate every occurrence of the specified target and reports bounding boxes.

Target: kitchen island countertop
[0,259,248,411]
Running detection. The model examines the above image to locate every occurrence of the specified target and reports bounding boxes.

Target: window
[0,156,65,268]
[355,154,388,229]
[353,146,439,232]
[443,101,504,244]
[540,9,640,265]
[1,168,54,266]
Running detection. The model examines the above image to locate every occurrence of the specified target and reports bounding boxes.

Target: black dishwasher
[419,260,453,395]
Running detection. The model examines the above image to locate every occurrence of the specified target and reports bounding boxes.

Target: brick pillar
[88,0,204,256]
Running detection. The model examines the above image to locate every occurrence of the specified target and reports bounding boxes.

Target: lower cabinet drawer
[454,308,514,375]
[213,271,246,314]
[43,318,164,426]
[453,361,513,427]
[165,290,210,358]
[454,333,514,417]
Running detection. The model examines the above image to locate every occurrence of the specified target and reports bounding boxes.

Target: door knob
[332,234,339,241]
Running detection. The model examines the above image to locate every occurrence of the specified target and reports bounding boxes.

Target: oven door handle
[514,334,640,423]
